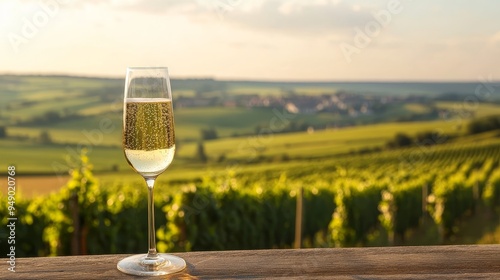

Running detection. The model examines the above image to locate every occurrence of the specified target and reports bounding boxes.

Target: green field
[3,127,500,256]
[1,75,499,193]
[0,118,468,174]
[435,101,500,118]
[2,75,500,255]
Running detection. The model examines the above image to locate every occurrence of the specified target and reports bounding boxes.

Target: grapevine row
[0,140,499,256]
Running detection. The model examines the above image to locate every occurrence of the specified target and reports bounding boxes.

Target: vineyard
[1,138,500,257]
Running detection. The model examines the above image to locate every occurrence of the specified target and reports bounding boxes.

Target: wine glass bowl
[123,98,175,178]
[117,67,186,276]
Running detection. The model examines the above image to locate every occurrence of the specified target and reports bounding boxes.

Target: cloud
[491,31,500,44]
[115,0,199,14]
[63,0,196,14]
[78,0,373,35]
[16,0,197,14]
[213,0,374,35]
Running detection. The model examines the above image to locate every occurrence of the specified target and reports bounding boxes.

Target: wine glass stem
[145,178,158,259]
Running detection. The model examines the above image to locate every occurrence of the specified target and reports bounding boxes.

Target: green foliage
[429,171,475,238]
[163,175,335,251]
[379,177,429,243]
[0,126,6,138]
[196,142,208,163]
[386,132,413,148]
[483,168,500,212]
[302,188,336,242]
[0,150,167,257]
[329,178,384,247]
[38,130,52,144]
[415,130,443,146]
[1,138,499,256]
[200,127,218,140]
[467,115,500,135]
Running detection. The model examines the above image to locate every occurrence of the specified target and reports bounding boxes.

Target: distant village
[175,91,431,118]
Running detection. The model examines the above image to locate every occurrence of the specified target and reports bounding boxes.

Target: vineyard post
[294,187,304,249]
[422,183,428,224]
[70,192,80,255]
[473,180,479,215]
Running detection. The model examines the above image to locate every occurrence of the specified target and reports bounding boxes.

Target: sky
[0,0,499,81]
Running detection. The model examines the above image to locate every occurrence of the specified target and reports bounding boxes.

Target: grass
[227,86,284,96]
[10,103,436,146]
[0,139,127,173]
[0,118,467,176]
[2,75,499,250]
[9,132,500,199]
[21,90,75,101]
[0,75,121,122]
[7,126,121,146]
[79,103,119,115]
[7,96,101,119]
[435,101,500,118]
[198,119,464,160]
[173,89,196,98]
[405,103,431,114]
[2,75,500,199]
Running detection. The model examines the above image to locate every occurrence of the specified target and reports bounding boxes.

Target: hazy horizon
[2,72,500,84]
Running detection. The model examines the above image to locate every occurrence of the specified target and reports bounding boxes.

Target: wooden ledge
[2,245,500,279]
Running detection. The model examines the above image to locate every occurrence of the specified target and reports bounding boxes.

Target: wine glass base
[117,253,186,276]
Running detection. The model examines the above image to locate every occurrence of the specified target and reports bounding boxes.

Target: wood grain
[1,245,500,279]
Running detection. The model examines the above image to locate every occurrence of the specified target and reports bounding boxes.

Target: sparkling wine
[118,67,186,276]
[123,98,175,177]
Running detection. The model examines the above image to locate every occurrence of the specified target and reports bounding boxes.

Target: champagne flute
[117,67,186,276]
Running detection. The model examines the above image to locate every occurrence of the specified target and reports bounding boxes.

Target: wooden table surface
[1,245,500,279]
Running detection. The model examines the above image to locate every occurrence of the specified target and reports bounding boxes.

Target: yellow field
[1,175,70,198]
